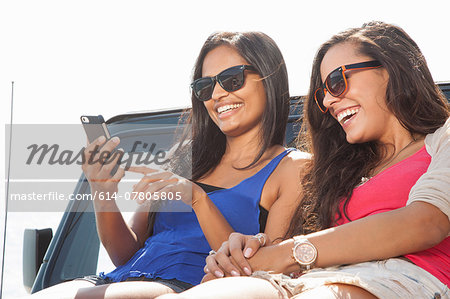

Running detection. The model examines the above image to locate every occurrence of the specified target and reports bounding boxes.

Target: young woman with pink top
[158,21,449,299]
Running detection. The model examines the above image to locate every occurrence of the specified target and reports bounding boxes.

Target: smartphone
[81,115,120,175]
[80,115,111,143]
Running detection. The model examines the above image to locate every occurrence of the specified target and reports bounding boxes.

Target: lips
[336,107,360,124]
[216,103,243,115]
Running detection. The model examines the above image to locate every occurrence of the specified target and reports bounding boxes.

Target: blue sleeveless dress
[100,148,294,285]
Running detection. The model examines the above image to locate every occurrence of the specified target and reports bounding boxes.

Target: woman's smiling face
[201,45,267,138]
[320,42,396,144]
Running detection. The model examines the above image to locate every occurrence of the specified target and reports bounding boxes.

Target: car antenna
[1,81,14,297]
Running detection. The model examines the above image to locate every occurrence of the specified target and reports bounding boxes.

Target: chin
[345,132,365,144]
[346,137,357,144]
[219,126,240,137]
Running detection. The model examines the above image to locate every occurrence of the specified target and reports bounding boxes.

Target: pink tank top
[336,146,449,286]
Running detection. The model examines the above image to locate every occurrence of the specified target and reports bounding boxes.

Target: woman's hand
[204,232,271,278]
[128,166,205,207]
[82,136,125,199]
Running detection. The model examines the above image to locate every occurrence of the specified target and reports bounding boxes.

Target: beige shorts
[252,258,448,299]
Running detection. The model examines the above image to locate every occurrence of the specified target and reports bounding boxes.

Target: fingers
[91,137,121,167]
[204,233,259,278]
[243,233,270,259]
[141,171,174,183]
[100,137,121,160]
[111,165,126,183]
[132,176,178,203]
[229,234,253,276]
[127,166,159,175]
[132,172,165,193]
[133,173,177,192]
[203,263,210,273]
[83,136,121,181]
[143,179,178,196]
[209,233,268,277]
[205,238,251,278]
[98,148,124,179]
[82,136,107,174]
[200,273,217,283]
[205,243,229,278]
[214,250,242,277]
[85,135,107,152]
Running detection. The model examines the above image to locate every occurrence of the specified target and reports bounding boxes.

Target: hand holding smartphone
[81,115,121,176]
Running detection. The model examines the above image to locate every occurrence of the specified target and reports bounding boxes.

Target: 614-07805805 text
[9,191,182,201]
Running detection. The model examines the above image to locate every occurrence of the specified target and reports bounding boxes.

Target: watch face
[295,243,316,264]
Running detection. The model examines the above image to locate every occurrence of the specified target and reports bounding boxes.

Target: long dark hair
[147,32,290,236]
[286,21,449,237]
[187,31,290,180]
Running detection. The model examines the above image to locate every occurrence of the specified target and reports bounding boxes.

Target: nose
[211,79,229,100]
[322,91,342,109]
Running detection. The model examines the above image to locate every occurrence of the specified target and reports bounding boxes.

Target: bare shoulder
[286,150,312,162]
[278,150,311,173]
[272,150,311,186]
[261,149,310,208]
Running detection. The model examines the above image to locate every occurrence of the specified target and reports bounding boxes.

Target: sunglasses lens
[314,89,327,113]
[218,67,245,92]
[192,66,250,101]
[326,69,346,96]
[193,78,214,101]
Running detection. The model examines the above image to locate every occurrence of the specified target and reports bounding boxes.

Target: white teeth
[337,108,359,123]
[217,103,243,114]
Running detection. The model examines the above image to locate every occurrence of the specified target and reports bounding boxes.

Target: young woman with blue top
[26,31,308,298]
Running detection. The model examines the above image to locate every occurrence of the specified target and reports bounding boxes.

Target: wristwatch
[292,236,317,271]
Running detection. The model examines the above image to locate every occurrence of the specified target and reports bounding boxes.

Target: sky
[1,0,449,297]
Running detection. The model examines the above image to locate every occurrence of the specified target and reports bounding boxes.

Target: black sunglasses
[314,60,382,113]
[191,65,256,101]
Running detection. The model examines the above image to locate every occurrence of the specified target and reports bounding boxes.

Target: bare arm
[208,125,450,277]
[191,189,235,251]
[204,153,308,278]
[83,137,150,266]
[93,208,144,267]
[261,121,449,273]
[263,153,308,242]
[206,183,448,277]
[263,121,450,272]
[249,201,449,274]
